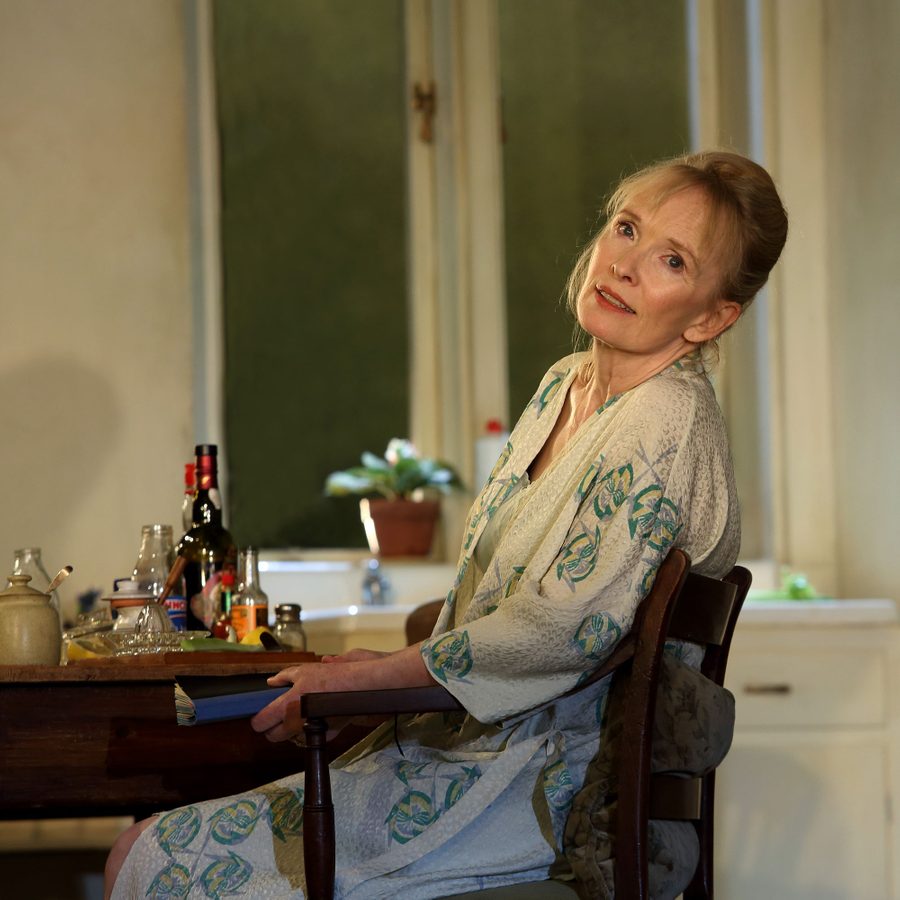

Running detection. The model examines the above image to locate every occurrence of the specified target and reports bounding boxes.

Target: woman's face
[576,186,739,360]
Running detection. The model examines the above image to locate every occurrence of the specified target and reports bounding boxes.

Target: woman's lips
[595,286,636,314]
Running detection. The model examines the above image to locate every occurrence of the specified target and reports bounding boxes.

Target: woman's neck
[583,339,694,403]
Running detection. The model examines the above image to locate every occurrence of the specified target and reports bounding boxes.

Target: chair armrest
[301,684,464,720]
[300,634,639,723]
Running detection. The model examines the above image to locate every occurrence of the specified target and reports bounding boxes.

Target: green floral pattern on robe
[114,351,739,900]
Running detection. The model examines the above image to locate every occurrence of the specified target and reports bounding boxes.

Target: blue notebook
[174,674,290,725]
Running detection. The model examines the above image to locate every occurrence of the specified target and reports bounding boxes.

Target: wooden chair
[404,597,445,645]
[299,549,750,899]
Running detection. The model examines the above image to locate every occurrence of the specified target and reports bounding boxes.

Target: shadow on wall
[0,356,118,557]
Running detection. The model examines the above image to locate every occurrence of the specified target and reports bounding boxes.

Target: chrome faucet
[361,558,391,606]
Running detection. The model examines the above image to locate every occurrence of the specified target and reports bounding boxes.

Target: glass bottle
[181,462,197,533]
[273,603,307,651]
[132,524,186,631]
[175,444,237,632]
[231,547,269,641]
[11,547,61,629]
[133,525,174,596]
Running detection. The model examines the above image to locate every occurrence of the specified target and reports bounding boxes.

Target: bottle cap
[221,570,235,587]
[195,446,218,483]
[275,603,301,619]
[485,418,504,434]
[184,462,196,488]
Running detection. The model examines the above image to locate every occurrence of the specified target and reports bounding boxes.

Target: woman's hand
[249,644,436,743]
[250,663,323,743]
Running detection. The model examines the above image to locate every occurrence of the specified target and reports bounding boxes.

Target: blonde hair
[565,150,789,350]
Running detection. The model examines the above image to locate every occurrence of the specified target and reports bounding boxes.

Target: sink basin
[257,554,455,615]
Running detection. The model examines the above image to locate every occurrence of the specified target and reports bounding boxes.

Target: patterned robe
[113,351,740,899]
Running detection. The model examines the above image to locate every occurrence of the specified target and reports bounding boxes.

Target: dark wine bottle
[176,444,237,632]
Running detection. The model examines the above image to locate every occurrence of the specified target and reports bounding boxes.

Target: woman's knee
[104,815,157,899]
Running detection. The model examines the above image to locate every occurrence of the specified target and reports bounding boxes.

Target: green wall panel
[499,0,690,421]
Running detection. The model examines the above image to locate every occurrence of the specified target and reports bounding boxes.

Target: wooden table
[0,653,317,820]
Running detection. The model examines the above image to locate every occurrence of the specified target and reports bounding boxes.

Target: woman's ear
[683,299,743,344]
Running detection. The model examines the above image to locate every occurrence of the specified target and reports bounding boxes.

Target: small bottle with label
[231,547,269,640]
[211,570,236,640]
[273,604,308,651]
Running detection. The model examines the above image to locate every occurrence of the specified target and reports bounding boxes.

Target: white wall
[0,0,193,620]
[825,0,900,600]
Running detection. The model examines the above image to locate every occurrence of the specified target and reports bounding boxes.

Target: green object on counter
[751,570,823,601]
[783,573,817,599]
[179,637,264,652]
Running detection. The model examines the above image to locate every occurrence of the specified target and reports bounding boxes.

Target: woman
[106,150,787,899]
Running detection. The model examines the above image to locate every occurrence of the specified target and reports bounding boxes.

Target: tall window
[211,0,692,552]
[214,0,408,548]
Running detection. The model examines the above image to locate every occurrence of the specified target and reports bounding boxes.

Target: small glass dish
[106,630,210,656]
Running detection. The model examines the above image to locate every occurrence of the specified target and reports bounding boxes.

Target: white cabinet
[716,600,899,899]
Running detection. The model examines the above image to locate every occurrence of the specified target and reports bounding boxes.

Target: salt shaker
[272,603,307,651]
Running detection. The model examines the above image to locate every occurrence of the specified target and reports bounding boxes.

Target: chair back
[301,551,750,900]
[405,598,444,645]
[601,549,750,899]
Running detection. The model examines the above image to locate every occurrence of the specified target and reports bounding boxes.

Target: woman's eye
[665,254,685,270]
[616,220,634,238]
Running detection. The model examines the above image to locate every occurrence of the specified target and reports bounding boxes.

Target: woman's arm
[249,642,436,742]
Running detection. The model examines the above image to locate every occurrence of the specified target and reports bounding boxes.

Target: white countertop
[739,597,897,626]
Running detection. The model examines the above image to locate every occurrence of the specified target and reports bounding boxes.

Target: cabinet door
[716,732,890,899]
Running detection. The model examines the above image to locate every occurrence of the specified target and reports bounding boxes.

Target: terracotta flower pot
[359,498,440,557]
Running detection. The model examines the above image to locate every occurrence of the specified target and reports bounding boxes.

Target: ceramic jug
[0,574,62,665]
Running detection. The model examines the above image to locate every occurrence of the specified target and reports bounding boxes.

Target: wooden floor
[0,849,106,900]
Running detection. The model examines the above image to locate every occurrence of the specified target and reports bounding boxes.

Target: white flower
[385,438,419,466]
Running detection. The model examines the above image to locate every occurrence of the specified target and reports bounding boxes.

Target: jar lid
[0,573,49,601]
[101,579,155,605]
[275,603,302,619]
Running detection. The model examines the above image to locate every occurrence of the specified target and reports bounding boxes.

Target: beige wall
[0,0,193,620]
[825,0,900,599]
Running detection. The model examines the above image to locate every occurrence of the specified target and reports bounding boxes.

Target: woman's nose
[610,254,636,283]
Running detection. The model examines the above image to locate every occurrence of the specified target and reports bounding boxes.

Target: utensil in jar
[47,565,73,594]
[133,556,188,637]
[157,555,187,606]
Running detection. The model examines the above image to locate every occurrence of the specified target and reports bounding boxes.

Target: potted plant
[325,439,463,557]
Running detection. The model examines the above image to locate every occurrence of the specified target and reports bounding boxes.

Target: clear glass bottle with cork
[231,547,269,640]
